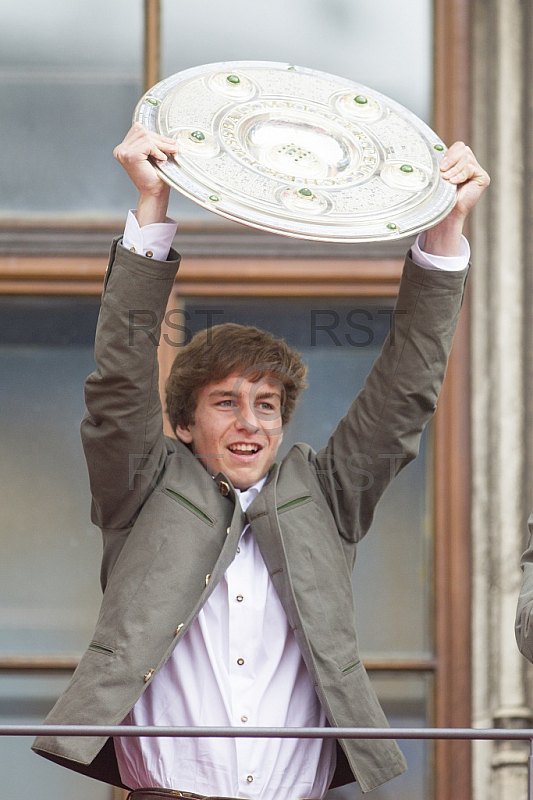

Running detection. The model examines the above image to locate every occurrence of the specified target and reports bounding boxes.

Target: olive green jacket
[33,239,468,793]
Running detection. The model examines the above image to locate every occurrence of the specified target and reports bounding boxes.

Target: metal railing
[2,725,533,798]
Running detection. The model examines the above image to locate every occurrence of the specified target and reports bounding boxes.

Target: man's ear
[175,424,193,444]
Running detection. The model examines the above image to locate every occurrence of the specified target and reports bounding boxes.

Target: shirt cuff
[412,232,470,272]
[122,209,178,261]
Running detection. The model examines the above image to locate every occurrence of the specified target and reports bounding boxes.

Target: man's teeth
[229,444,259,453]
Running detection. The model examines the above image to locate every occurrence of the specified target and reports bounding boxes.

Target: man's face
[175,371,284,490]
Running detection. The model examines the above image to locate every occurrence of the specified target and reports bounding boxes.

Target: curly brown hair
[165,323,308,433]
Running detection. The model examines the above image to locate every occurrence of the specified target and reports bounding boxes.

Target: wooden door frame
[433,1,473,799]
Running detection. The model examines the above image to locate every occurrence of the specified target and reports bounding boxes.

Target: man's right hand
[113,122,178,226]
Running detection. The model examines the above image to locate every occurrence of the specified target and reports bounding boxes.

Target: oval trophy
[134,61,456,243]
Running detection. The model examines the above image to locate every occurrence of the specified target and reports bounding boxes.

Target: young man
[33,124,489,798]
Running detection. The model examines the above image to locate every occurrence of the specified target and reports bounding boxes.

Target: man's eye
[258,402,276,411]
[217,399,234,407]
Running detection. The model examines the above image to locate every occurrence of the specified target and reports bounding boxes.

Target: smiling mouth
[228,443,262,455]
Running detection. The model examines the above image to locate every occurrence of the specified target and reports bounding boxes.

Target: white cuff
[122,210,178,261]
[412,232,470,272]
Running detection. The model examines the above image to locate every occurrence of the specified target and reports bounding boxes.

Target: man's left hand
[423,142,490,256]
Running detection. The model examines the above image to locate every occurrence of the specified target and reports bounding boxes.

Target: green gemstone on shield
[146,97,159,106]
[209,195,220,202]
[227,75,240,84]
[190,131,206,142]
[400,164,414,173]
[354,95,368,105]
[298,188,313,197]
[434,144,445,151]
[386,222,398,231]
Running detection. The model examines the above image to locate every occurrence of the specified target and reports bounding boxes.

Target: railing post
[529,739,533,800]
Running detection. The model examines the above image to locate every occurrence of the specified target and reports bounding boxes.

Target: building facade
[0,2,532,799]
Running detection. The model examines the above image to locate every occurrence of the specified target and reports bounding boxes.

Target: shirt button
[236,547,241,554]
[236,595,244,602]
[241,715,248,723]
[237,658,245,666]
[246,776,254,784]
[175,623,184,635]
[226,526,231,535]
[145,250,154,258]
[143,669,155,683]
[205,574,211,586]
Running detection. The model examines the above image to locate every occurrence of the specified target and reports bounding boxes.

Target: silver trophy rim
[133,60,456,243]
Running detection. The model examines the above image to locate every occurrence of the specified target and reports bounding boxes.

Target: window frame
[0,252,471,800]
[0,2,473,798]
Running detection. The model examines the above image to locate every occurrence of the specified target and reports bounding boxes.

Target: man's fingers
[113,123,178,166]
[440,144,471,176]
[123,122,176,147]
[435,141,491,219]
[112,123,179,197]
[443,160,477,185]
[439,142,490,189]
[113,140,177,163]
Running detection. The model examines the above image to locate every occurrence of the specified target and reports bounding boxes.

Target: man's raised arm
[81,125,180,536]
[315,143,490,541]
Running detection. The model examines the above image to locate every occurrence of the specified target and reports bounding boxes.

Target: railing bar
[4,726,533,740]
[0,659,437,673]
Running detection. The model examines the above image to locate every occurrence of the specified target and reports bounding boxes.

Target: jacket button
[175,623,184,636]
[205,574,211,586]
[218,481,230,496]
[226,526,231,535]
[143,669,155,683]
[145,250,154,258]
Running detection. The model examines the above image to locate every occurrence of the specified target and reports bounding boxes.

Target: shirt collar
[235,475,268,513]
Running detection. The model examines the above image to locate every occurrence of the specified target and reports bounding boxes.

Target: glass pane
[181,297,432,657]
[0,674,111,800]
[326,674,432,800]
[0,291,434,797]
[0,298,103,654]
[162,0,433,219]
[0,2,143,217]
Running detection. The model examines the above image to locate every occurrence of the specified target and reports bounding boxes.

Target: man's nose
[234,401,260,432]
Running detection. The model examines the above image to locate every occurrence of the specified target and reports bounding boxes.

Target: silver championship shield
[134,61,456,243]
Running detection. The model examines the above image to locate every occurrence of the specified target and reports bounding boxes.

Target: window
[0,2,472,799]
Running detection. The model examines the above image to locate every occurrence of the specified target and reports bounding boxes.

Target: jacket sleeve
[515,513,533,662]
[80,238,180,534]
[314,254,469,543]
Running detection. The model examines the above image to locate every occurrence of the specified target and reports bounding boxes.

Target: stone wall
[471,1,533,798]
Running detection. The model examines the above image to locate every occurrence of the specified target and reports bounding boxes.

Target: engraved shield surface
[134,61,456,242]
